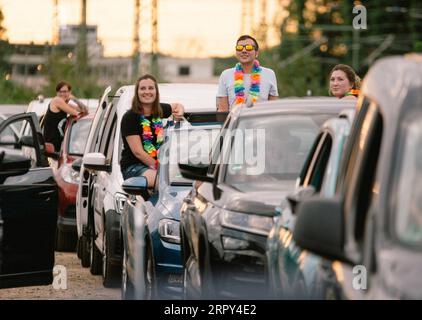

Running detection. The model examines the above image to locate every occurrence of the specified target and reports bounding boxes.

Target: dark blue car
[121,113,225,299]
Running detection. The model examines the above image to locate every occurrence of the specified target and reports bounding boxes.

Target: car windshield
[395,118,422,246]
[168,128,220,185]
[68,118,92,155]
[224,113,333,193]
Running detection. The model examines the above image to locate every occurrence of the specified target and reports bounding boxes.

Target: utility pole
[241,0,247,35]
[258,0,268,48]
[133,0,140,79]
[53,0,59,44]
[151,0,158,77]
[77,0,88,77]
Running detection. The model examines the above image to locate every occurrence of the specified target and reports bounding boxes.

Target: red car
[52,112,94,251]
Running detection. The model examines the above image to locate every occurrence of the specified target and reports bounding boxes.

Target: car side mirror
[122,176,149,200]
[287,185,316,214]
[45,142,60,160]
[178,161,213,183]
[83,152,111,172]
[72,158,82,172]
[293,197,349,263]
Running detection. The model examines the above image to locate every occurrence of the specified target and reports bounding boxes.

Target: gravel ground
[0,252,121,300]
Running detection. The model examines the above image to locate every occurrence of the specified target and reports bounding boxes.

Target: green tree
[42,51,102,98]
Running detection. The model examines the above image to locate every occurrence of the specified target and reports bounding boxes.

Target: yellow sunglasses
[236,44,255,52]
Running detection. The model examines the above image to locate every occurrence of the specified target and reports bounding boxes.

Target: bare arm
[217,97,229,112]
[51,97,79,116]
[70,95,88,113]
[126,135,156,168]
[268,95,278,101]
[170,103,185,120]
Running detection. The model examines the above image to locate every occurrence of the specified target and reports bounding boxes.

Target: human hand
[171,103,184,120]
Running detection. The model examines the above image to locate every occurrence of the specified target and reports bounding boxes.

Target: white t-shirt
[217,66,279,108]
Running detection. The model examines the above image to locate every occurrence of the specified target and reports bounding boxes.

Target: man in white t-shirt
[217,35,279,111]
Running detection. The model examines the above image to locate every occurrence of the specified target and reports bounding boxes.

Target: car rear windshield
[224,113,334,192]
[68,118,92,156]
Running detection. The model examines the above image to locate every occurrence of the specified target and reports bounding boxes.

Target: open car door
[0,112,58,289]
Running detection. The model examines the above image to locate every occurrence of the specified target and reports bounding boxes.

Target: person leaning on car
[43,81,88,151]
[120,74,184,188]
[216,34,279,111]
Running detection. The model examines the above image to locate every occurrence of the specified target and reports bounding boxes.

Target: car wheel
[80,232,91,268]
[89,235,102,275]
[55,228,77,252]
[102,216,121,288]
[121,245,135,300]
[183,255,202,299]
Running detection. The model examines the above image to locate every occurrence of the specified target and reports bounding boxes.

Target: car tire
[80,232,91,268]
[121,245,135,300]
[89,235,102,275]
[102,215,121,288]
[55,228,77,252]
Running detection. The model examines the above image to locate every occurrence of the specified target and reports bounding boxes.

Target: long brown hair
[131,74,163,117]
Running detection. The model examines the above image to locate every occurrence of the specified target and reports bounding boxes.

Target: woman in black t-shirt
[120,74,184,187]
[43,81,88,151]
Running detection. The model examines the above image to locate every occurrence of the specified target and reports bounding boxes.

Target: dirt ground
[0,252,121,300]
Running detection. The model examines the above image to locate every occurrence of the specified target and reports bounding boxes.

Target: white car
[77,83,218,287]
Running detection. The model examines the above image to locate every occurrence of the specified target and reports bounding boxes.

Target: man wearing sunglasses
[217,35,278,111]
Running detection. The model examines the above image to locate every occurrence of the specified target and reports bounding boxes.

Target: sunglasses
[236,44,255,52]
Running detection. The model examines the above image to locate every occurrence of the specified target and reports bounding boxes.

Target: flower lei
[140,115,164,159]
[345,89,360,97]
[234,59,261,105]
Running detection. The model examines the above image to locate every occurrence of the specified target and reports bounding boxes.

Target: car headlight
[221,210,273,236]
[61,164,80,184]
[114,193,127,215]
[158,219,180,244]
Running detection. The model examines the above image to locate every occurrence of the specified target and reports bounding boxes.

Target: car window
[68,118,92,156]
[224,113,331,193]
[343,102,383,249]
[394,115,422,246]
[168,128,220,184]
[305,133,333,192]
[0,118,38,167]
[298,132,325,186]
[208,115,231,175]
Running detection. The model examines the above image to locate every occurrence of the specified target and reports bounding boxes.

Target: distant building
[7,24,217,93]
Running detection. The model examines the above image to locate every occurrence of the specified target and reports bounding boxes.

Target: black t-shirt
[120,103,172,171]
[43,103,68,151]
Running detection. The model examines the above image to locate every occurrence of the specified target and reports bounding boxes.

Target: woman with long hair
[120,74,184,187]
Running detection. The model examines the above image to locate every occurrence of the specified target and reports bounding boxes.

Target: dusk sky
[1,0,282,58]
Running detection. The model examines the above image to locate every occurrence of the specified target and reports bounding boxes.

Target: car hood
[160,185,192,220]
[222,191,289,216]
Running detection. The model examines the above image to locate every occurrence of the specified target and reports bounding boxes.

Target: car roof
[114,83,218,117]
[26,97,99,116]
[361,54,422,121]
[233,97,356,119]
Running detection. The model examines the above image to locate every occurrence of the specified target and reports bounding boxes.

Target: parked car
[80,83,220,287]
[0,113,21,147]
[121,114,225,299]
[293,54,422,299]
[0,112,58,289]
[179,98,349,299]
[266,107,355,299]
[53,112,95,252]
